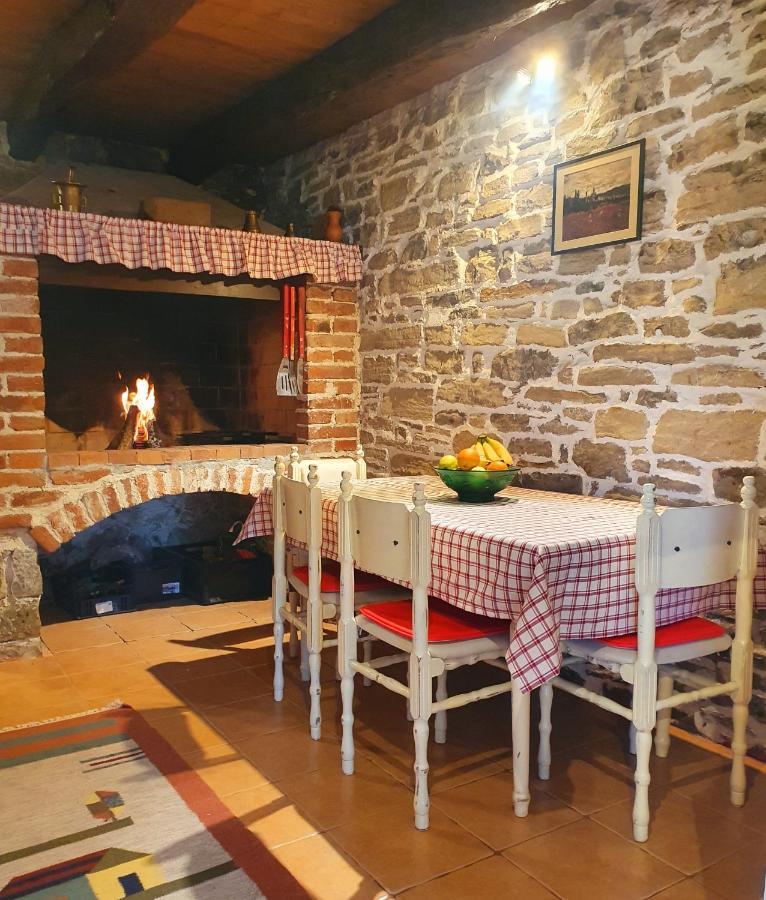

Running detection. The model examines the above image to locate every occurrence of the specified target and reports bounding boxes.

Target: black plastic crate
[154,541,272,604]
[53,562,133,620]
[130,558,204,606]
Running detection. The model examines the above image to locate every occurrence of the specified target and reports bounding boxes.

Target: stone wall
[259,0,766,515]
[256,0,766,758]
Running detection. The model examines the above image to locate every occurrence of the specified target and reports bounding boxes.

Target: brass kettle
[51,167,87,212]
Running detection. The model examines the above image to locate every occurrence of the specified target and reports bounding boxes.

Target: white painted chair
[288,444,367,485]
[537,477,759,842]
[271,457,399,740]
[337,474,515,830]
[283,445,367,659]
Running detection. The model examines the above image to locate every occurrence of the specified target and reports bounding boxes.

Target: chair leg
[413,714,431,830]
[288,593,299,658]
[730,642,753,807]
[273,593,285,703]
[655,672,673,759]
[511,679,531,817]
[632,727,652,842]
[538,681,553,780]
[309,612,323,740]
[434,671,447,744]
[363,638,372,687]
[299,622,310,682]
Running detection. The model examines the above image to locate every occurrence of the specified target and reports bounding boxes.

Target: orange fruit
[487,460,508,471]
[456,446,481,470]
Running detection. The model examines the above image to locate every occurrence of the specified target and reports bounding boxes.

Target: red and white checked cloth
[0,202,362,284]
[238,475,766,693]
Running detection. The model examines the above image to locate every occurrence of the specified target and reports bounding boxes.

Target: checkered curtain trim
[239,475,766,693]
[0,203,363,284]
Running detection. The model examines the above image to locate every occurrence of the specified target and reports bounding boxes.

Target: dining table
[237,473,766,813]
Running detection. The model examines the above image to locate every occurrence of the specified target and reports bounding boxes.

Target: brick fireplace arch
[30,458,275,553]
[1,225,361,657]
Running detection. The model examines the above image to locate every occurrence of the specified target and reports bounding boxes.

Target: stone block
[595,407,648,440]
[593,343,695,364]
[654,410,765,461]
[677,150,766,226]
[515,324,567,347]
[568,312,637,345]
[491,347,557,382]
[715,254,766,314]
[671,364,766,388]
[638,239,696,273]
[572,439,628,480]
[644,316,690,338]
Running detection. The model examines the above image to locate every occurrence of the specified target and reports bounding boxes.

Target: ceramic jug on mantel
[51,167,87,212]
[325,207,343,242]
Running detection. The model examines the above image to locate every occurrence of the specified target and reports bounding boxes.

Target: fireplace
[40,281,298,452]
[0,203,362,657]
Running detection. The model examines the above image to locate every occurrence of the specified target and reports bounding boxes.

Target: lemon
[470,465,486,471]
[438,454,459,470]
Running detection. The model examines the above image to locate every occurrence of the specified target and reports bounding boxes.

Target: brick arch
[30,461,271,553]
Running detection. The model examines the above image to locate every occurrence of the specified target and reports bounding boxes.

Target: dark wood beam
[170,0,593,182]
[7,0,198,160]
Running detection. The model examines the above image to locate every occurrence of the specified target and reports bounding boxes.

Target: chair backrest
[272,457,322,591]
[655,504,745,590]
[288,445,367,486]
[633,477,758,663]
[338,474,431,647]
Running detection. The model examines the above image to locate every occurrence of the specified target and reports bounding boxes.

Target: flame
[121,376,156,445]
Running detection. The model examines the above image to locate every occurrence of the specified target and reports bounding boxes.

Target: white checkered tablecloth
[238,475,766,692]
[0,202,362,284]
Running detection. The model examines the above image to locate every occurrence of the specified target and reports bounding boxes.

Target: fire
[121,376,156,446]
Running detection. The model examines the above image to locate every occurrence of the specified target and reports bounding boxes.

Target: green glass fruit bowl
[433,466,521,502]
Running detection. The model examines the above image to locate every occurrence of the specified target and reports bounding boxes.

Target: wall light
[515,68,532,87]
[535,54,557,83]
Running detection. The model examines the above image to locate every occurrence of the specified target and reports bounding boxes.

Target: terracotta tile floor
[1,600,764,899]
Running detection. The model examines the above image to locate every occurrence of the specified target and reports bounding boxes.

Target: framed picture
[551,138,645,254]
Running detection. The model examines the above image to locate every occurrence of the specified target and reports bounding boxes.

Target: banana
[478,435,500,462]
[485,436,514,465]
[473,440,489,463]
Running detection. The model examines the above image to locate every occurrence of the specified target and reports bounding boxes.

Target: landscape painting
[551,139,645,254]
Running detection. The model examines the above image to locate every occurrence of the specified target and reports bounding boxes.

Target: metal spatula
[287,285,298,396]
[276,282,293,396]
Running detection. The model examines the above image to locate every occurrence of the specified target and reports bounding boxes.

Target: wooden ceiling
[2,0,593,178]
[55,0,401,143]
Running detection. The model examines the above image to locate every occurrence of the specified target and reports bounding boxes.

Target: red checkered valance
[0,202,362,284]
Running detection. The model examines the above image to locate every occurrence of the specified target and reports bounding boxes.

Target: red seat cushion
[292,559,393,593]
[358,597,509,643]
[600,616,726,650]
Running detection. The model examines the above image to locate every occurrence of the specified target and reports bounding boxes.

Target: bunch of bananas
[473,434,514,466]
[438,435,514,471]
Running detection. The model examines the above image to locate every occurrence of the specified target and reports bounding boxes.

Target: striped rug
[0,707,308,899]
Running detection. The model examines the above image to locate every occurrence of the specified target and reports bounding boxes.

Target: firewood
[108,405,139,450]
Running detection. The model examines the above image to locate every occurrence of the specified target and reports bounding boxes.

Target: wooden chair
[283,445,367,660]
[288,444,367,484]
[537,476,758,842]
[337,474,515,830]
[271,457,398,740]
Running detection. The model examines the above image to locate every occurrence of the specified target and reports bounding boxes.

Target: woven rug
[0,707,308,899]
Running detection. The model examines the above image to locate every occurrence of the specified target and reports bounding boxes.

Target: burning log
[108,405,139,450]
[110,375,162,450]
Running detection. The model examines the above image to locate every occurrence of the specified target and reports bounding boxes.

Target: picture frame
[551,138,646,255]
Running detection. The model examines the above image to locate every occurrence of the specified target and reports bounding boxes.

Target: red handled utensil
[276,282,293,396]
[296,283,306,393]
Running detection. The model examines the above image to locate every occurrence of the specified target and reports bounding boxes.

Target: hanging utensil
[296,283,306,394]
[287,284,299,396]
[276,282,293,396]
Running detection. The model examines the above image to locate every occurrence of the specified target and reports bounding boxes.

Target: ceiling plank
[7,0,199,160]
[170,0,594,182]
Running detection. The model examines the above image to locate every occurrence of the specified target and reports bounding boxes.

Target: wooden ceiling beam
[7,0,199,160]
[170,0,594,182]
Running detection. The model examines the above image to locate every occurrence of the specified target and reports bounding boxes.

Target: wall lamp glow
[535,54,557,83]
[515,68,532,87]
